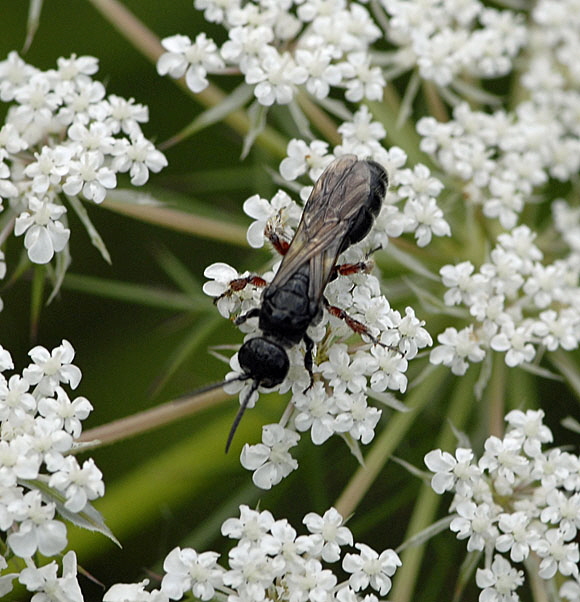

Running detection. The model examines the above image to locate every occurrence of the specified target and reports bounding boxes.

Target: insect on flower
[209,155,389,451]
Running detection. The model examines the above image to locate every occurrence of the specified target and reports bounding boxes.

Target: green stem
[486,352,507,438]
[101,197,248,247]
[296,93,341,145]
[334,365,448,518]
[77,387,230,450]
[390,365,477,602]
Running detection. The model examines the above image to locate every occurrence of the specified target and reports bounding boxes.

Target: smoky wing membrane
[271,155,377,296]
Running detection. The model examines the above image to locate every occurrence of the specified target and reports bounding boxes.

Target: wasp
[220,154,389,451]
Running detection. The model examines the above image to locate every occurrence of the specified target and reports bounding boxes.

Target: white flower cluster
[0,339,103,600]
[0,52,167,265]
[157,0,527,109]
[204,117,449,488]
[157,0,385,106]
[380,0,526,87]
[420,0,580,376]
[415,0,580,230]
[430,224,580,375]
[139,505,401,602]
[425,409,580,602]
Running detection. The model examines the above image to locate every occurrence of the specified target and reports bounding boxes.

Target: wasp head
[238,336,290,388]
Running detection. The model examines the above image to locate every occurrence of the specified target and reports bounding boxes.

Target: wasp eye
[238,337,290,388]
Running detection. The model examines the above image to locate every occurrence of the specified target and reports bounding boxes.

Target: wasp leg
[324,300,401,355]
[213,275,268,305]
[264,222,291,256]
[332,245,382,278]
[235,307,260,326]
[324,301,381,345]
[333,258,374,277]
[302,333,315,392]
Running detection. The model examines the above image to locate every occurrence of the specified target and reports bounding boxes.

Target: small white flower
[62,150,117,203]
[279,139,332,182]
[479,435,528,486]
[490,322,536,367]
[293,382,337,445]
[429,326,486,375]
[338,106,386,148]
[14,196,70,264]
[334,390,381,445]
[221,504,275,542]
[303,507,353,563]
[532,528,580,579]
[104,94,149,135]
[450,501,499,552]
[223,539,282,597]
[7,490,67,557]
[111,133,168,186]
[23,339,82,395]
[37,386,92,438]
[541,490,580,540]
[105,579,169,602]
[243,189,300,249]
[425,448,480,496]
[475,555,523,602]
[245,48,308,106]
[295,47,342,99]
[0,436,43,487]
[0,374,36,423]
[221,25,275,70]
[162,547,224,601]
[48,456,104,512]
[67,120,115,156]
[285,557,337,602]
[397,306,433,358]
[505,409,553,458]
[534,309,580,352]
[240,424,300,489]
[495,511,539,562]
[343,543,401,596]
[30,417,74,471]
[18,551,84,602]
[23,146,73,195]
[319,344,368,394]
[342,52,385,102]
[157,33,224,93]
[404,196,451,247]
[368,346,408,394]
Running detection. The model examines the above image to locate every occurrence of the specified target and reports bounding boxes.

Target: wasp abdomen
[260,266,314,342]
[341,160,388,250]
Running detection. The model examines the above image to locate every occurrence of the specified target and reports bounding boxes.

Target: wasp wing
[270,155,377,303]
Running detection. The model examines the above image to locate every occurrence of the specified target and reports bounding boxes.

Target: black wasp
[221,154,388,451]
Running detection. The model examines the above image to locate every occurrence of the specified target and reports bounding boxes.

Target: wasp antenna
[225,380,259,453]
[179,374,245,399]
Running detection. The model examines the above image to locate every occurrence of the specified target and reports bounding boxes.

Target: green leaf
[46,240,71,305]
[396,514,454,553]
[66,194,111,264]
[241,101,268,159]
[30,264,45,339]
[21,478,120,547]
[161,82,256,148]
[63,273,204,311]
[23,0,43,52]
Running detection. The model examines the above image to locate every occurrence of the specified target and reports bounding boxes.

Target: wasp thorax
[238,337,290,388]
